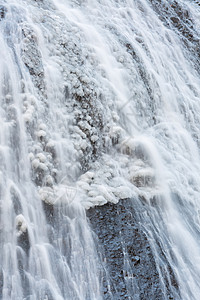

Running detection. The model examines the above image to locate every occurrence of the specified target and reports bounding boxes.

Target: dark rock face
[148,0,200,72]
[87,199,179,300]
[21,25,45,93]
[0,6,7,20]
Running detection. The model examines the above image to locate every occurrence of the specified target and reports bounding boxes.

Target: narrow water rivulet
[0,0,200,299]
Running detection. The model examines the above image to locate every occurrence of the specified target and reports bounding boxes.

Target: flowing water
[0,0,200,299]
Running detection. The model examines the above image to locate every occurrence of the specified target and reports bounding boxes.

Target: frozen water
[0,0,200,299]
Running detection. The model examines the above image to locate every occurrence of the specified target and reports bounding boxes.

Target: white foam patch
[16,214,27,236]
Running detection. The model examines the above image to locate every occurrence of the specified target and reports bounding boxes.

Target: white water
[0,0,200,299]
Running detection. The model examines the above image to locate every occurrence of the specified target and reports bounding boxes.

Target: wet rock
[87,199,179,299]
[149,0,200,73]
[17,231,30,254]
[21,26,45,92]
[16,215,30,254]
[0,269,3,298]
[10,187,22,215]
[170,17,179,24]
[42,201,55,225]
[0,6,7,20]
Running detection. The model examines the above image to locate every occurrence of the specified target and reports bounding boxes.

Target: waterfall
[0,0,200,299]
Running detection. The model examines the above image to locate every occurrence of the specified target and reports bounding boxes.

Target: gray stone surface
[149,0,200,73]
[87,199,179,300]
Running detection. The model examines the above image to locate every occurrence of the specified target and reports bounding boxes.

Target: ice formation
[0,0,200,299]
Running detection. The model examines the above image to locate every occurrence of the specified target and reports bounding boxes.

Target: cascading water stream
[0,0,200,299]
[0,2,102,299]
